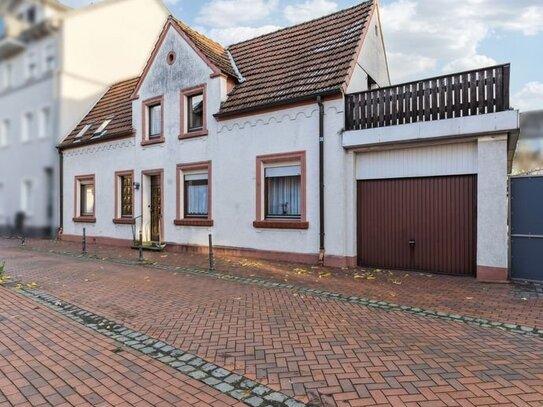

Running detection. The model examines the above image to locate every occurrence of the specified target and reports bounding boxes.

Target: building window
[180,85,207,139]
[38,107,50,139]
[27,7,36,24]
[113,171,134,224]
[264,165,301,219]
[142,97,163,144]
[1,63,12,90]
[175,162,212,227]
[0,183,4,219]
[27,53,38,80]
[45,44,56,71]
[74,175,95,222]
[21,179,33,215]
[0,119,9,147]
[22,112,33,142]
[254,151,308,229]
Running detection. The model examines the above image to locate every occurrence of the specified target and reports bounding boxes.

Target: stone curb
[19,246,543,339]
[16,288,306,407]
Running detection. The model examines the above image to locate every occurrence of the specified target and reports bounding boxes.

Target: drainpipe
[57,146,63,239]
[317,96,325,264]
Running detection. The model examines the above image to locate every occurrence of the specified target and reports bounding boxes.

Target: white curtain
[266,175,301,217]
[149,105,161,137]
[185,173,208,216]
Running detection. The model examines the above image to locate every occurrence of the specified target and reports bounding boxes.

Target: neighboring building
[513,110,543,175]
[0,0,169,237]
[59,1,519,282]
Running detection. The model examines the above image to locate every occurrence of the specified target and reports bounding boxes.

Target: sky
[58,0,543,112]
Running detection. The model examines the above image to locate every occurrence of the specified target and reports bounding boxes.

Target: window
[74,124,92,142]
[142,97,163,144]
[27,53,38,80]
[44,44,56,71]
[0,183,4,219]
[21,179,33,215]
[175,162,212,226]
[27,7,36,24]
[38,107,50,139]
[22,112,33,142]
[0,119,9,147]
[188,94,203,132]
[2,63,13,89]
[185,173,208,218]
[148,105,161,138]
[74,175,95,222]
[254,151,308,229]
[92,119,112,139]
[264,165,301,219]
[113,171,134,224]
[180,85,207,138]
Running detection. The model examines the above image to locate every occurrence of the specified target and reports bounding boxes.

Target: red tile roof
[172,18,238,78]
[60,77,138,149]
[220,1,374,115]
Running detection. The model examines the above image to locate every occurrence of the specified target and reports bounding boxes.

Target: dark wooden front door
[357,175,477,275]
[150,175,161,242]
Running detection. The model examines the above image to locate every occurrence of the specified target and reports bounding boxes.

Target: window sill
[253,220,308,230]
[113,218,135,225]
[73,216,96,223]
[141,137,165,146]
[179,129,208,140]
[174,219,213,227]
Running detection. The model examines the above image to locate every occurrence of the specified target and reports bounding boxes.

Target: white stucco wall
[477,135,508,269]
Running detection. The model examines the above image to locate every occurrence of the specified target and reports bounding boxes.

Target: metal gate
[510,175,543,282]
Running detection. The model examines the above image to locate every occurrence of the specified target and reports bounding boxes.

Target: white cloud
[196,0,277,29]
[380,0,543,82]
[442,55,497,74]
[203,25,282,46]
[283,0,338,24]
[59,0,99,6]
[386,52,436,82]
[513,81,543,112]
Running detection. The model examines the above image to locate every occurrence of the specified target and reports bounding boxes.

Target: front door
[150,175,161,242]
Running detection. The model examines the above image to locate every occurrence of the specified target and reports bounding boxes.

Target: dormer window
[92,118,112,139]
[141,96,164,145]
[180,84,207,139]
[74,124,92,142]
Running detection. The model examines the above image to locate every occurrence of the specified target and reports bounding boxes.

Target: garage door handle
[409,239,415,246]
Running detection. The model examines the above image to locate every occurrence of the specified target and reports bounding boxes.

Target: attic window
[74,124,92,142]
[92,119,112,139]
[375,24,378,36]
[167,51,176,65]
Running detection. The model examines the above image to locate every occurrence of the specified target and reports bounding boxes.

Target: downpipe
[317,96,325,264]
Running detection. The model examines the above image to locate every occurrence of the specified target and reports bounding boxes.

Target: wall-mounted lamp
[133,182,140,190]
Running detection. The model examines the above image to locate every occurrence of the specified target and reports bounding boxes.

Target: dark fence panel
[345,64,510,131]
[511,176,543,282]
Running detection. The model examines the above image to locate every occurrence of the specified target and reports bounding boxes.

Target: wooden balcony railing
[345,64,510,131]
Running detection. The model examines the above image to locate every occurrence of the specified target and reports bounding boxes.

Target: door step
[131,242,167,252]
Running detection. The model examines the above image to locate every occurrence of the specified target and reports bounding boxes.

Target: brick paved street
[1,240,543,406]
[0,287,243,407]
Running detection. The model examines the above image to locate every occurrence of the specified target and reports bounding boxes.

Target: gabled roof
[131,17,237,99]
[172,18,237,78]
[219,0,375,116]
[60,77,138,150]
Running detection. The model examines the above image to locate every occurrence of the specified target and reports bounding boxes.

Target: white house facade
[0,0,169,237]
[59,1,519,282]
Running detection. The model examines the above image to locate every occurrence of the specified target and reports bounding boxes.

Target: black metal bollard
[138,230,144,262]
[208,233,214,271]
[82,228,87,254]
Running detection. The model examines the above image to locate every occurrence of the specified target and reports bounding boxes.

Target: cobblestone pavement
[0,287,244,407]
[9,238,543,329]
[1,241,543,406]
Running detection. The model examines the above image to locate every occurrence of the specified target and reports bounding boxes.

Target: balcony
[343,64,518,149]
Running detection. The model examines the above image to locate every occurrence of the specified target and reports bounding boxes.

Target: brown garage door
[357,175,476,275]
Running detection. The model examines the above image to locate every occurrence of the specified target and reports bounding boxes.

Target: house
[58,1,519,282]
[0,0,169,237]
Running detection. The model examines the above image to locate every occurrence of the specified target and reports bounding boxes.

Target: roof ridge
[171,16,227,54]
[227,0,373,49]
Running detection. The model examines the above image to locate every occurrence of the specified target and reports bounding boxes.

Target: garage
[357,175,477,275]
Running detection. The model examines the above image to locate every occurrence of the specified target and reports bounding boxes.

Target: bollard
[21,236,25,246]
[138,230,144,262]
[82,228,87,254]
[208,233,214,271]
